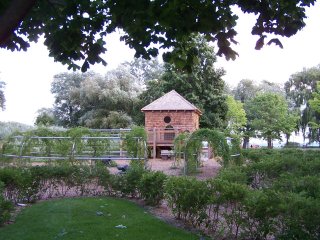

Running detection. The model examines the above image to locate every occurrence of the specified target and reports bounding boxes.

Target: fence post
[153,127,156,160]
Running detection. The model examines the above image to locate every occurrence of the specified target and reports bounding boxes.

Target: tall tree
[75,65,141,128]
[50,64,146,128]
[259,80,284,95]
[246,93,297,148]
[232,79,259,148]
[285,65,320,141]
[35,108,56,127]
[51,72,91,127]
[0,0,316,71]
[140,35,228,129]
[232,79,287,147]
[0,80,5,111]
[225,95,247,136]
[124,58,164,85]
[308,81,320,144]
[233,79,260,103]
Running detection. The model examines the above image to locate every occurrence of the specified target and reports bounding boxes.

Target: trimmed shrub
[139,171,167,206]
[110,164,148,197]
[0,181,13,225]
[165,176,211,226]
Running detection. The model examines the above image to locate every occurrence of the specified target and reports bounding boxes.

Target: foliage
[309,81,320,114]
[0,0,316,71]
[124,126,147,161]
[162,149,320,239]
[1,127,148,163]
[34,108,56,127]
[246,93,297,148]
[0,81,5,111]
[165,176,211,226]
[51,72,89,127]
[285,65,320,142]
[308,81,320,143]
[139,171,167,206]
[123,57,164,84]
[173,132,190,167]
[1,148,319,239]
[184,129,230,173]
[0,181,13,225]
[0,121,33,139]
[232,79,261,103]
[0,163,111,204]
[50,67,144,128]
[141,35,228,129]
[110,164,147,198]
[101,111,131,129]
[232,79,260,148]
[225,95,247,135]
[232,79,287,148]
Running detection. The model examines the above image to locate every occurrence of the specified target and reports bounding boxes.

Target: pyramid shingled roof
[141,90,201,114]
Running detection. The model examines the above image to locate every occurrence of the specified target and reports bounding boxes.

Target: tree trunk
[286,133,290,145]
[0,0,37,45]
[267,137,273,149]
[242,136,249,149]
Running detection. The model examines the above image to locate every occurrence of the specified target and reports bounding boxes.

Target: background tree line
[0,36,317,148]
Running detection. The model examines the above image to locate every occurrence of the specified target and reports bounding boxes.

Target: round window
[164,116,171,124]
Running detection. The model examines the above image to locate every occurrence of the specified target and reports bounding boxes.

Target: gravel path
[110,158,222,180]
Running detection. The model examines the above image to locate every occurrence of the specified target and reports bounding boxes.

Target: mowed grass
[0,197,205,240]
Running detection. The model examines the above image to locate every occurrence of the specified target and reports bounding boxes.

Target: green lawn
[0,197,205,240]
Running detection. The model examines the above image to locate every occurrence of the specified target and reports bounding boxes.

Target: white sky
[0,2,320,126]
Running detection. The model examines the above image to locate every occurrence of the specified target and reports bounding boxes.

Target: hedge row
[1,149,320,239]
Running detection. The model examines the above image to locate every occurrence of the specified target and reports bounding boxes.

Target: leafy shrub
[110,164,147,197]
[241,190,284,239]
[278,193,320,240]
[0,181,13,225]
[0,164,111,203]
[216,167,248,184]
[165,176,211,226]
[124,126,147,159]
[139,171,167,206]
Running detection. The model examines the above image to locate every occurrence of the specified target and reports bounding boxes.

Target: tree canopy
[225,95,247,136]
[0,0,316,71]
[308,81,320,143]
[140,35,228,129]
[48,61,154,128]
[231,79,285,147]
[0,80,5,111]
[285,65,320,141]
[246,93,297,148]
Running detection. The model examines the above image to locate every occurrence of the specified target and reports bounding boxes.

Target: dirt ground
[110,157,222,179]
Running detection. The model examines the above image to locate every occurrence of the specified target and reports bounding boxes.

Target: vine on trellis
[1,126,146,166]
[173,132,190,168]
[183,128,231,174]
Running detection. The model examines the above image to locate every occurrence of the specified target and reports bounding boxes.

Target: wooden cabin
[141,90,202,159]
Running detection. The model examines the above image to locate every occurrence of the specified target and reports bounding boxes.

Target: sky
[0,2,320,126]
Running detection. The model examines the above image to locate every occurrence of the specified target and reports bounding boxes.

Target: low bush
[0,181,13,226]
[139,171,167,206]
[110,163,147,197]
[165,176,211,226]
[0,164,112,203]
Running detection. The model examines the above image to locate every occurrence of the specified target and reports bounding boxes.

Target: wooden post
[153,127,156,160]
[119,128,123,157]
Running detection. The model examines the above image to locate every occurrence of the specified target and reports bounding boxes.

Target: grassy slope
[0,197,204,240]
